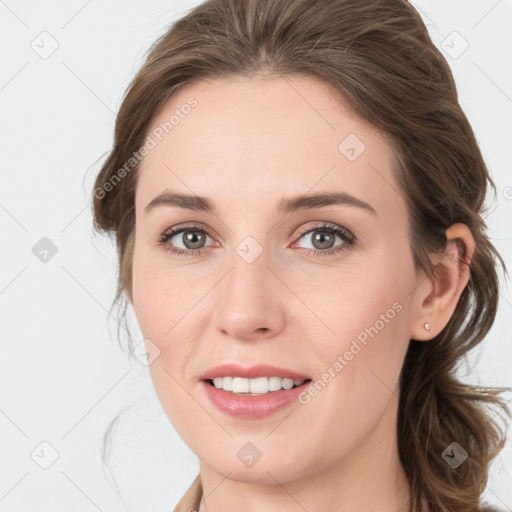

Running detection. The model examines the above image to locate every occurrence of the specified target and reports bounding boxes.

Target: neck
[197,395,412,512]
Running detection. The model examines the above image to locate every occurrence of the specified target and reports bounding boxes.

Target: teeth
[210,377,306,395]
[268,376,282,392]
[233,377,249,393]
[249,377,268,394]
[222,376,233,391]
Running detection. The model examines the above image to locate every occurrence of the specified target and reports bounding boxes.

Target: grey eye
[172,229,210,250]
[298,229,343,251]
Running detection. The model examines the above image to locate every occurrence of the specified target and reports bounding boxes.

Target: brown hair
[91,0,510,510]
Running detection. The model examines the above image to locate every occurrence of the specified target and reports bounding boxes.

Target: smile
[207,376,307,395]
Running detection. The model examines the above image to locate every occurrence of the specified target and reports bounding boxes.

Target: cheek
[302,266,412,412]
[135,270,192,372]
[132,251,200,438]
[300,262,408,352]
[132,242,185,340]
[131,243,202,397]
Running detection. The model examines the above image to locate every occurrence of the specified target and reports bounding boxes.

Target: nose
[212,246,286,342]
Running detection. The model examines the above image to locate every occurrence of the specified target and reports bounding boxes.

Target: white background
[1,1,511,510]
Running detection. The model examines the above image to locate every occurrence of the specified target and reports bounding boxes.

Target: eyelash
[158,222,356,258]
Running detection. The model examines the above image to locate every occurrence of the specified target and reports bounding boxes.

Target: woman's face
[131,74,423,485]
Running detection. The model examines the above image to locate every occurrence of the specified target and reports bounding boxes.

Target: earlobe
[411,223,475,341]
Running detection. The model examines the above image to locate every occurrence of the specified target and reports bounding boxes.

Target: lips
[201,379,311,419]
[198,363,311,381]
[198,363,313,419]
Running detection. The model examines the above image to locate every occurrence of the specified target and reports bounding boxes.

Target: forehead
[136,74,404,220]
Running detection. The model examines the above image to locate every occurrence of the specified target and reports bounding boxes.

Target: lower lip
[201,380,311,419]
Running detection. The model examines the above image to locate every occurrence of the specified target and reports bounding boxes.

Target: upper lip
[199,363,311,381]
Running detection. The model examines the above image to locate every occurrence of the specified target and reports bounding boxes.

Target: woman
[91,0,510,510]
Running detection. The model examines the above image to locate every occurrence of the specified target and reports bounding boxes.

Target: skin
[130,74,474,512]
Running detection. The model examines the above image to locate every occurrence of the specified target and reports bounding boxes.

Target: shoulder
[477,504,506,512]
[422,500,506,512]
[173,474,202,512]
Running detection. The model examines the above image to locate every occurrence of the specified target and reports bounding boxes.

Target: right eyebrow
[145,191,214,214]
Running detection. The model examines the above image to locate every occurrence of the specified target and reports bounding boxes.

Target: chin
[199,444,312,485]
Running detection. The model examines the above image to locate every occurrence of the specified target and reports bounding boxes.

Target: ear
[410,223,475,341]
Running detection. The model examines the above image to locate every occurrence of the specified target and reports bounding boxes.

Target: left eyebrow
[276,191,377,216]
[144,190,377,216]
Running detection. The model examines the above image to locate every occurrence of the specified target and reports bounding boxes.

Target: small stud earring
[424,322,430,331]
